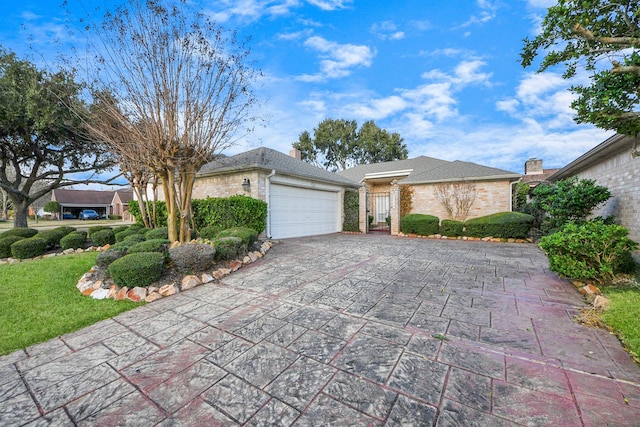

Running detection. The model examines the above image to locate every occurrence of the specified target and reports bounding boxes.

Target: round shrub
[200,225,223,240]
[169,243,216,274]
[129,223,145,231]
[216,227,258,248]
[88,225,112,237]
[91,229,116,246]
[96,247,129,270]
[112,225,130,235]
[212,236,244,261]
[539,220,638,283]
[440,220,464,237]
[108,252,165,288]
[124,233,146,244]
[60,231,87,250]
[144,227,169,240]
[128,238,171,257]
[110,240,138,251]
[35,229,66,248]
[464,212,534,239]
[10,237,47,259]
[0,236,24,258]
[0,228,38,239]
[400,214,440,236]
[52,226,76,237]
[115,228,136,242]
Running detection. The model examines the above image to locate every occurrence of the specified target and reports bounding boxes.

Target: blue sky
[0,0,614,177]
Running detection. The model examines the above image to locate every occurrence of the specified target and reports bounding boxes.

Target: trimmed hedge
[112,225,130,235]
[60,231,87,250]
[217,227,258,248]
[144,227,169,240]
[400,214,440,236]
[199,225,223,240]
[440,219,464,237]
[115,228,136,242]
[10,237,47,259]
[111,240,139,251]
[0,228,38,239]
[128,239,171,257]
[36,229,67,247]
[88,225,112,237]
[96,247,129,270]
[0,236,24,258]
[193,196,268,234]
[465,212,534,239]
[212,236,244,261]
[108,252,165,288]
[52,226,76,237]
[123,233,146,244]
[91,229,116,247]
[539,221,638,283]
[169,243,216,274]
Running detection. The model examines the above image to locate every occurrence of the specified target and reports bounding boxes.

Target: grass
[0,252,141,356]
[601,285,640,362]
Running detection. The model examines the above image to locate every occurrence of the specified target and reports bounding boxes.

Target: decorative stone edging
[74,240,275,304]
[397,232,534,243]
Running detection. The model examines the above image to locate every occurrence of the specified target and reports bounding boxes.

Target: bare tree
[434,181,477,222]
[84,0,260,242]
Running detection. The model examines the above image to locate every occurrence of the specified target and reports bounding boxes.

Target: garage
[269,184,340,239]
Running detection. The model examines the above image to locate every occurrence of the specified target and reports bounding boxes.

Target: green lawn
[0,252,141,355]
[601,286,640,362]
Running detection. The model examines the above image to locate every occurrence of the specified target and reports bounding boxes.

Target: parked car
[79,209,100,220]
[63,212,76,219]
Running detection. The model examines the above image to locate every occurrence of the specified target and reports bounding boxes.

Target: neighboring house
[191,147,360,239]
[548,133,640,257]
[338,156,521,228]
[111,189,133,218]
[51,188,132,219]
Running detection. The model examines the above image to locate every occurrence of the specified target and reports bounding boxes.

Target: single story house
[51,188,133,219]
[548,133,640,257]
[192,147,360,239]
[338,156,521,227]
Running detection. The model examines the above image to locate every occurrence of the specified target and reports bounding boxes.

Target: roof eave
[402,174,522,185]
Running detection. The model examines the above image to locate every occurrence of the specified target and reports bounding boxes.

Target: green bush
[10,237,47,259]
[128,239,171,257]
[129,223,145,231]
[115,228,136,242]
[0,236,24,258]
[52,226,77,237]
[199,225,223,240]
[440,219,464,237]
[112,225,130,235]
[128,200,169,227]
[169,243,216,274]
[60,231,87,250]
[212,236,244,261]
[217,227,258,248]
[0,228,38,239]
[108,252,165,288]
[343,191,359,232]
[144,227,169,240]
[400,214,440,236]
[124,233,146,244]
[91,229,116,247]
[108,214,122,220]
[96,247,129,270]
[192,195,267,234]
[539,221,638,283]
[88,226,112,237]
[35,229,66,248]
[464,212,534,239]
[110,240,138,251]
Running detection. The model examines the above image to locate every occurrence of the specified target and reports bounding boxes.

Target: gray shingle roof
[198,147,361,188]
[338,156,520,184]
[52,189,115,205]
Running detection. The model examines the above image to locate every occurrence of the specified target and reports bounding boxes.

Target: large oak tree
[521,0,640,134]
[0,49,115,228]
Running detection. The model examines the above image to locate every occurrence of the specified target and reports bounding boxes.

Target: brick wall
[570,146,640,248]
[190,171,267,201]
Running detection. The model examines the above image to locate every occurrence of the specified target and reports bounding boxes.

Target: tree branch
[573,23,640,48]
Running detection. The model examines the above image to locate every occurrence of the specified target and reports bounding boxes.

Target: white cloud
[371,21,405,40]
[305,0,352,11]
[458,0,498,28]
[297,36,375,81]
[526,0,556,8]
[207,0,300,23]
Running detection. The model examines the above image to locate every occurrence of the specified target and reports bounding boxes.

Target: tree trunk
[162,170,179,243]
[12,198,29,228]
[132,185,150,228]
[178,171,195,243]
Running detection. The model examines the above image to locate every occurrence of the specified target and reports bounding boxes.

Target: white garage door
[270,184,339,239]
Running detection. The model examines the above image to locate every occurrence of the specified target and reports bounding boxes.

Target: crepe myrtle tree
[521,0,640,134]
[84,0,260,243]
[0,48,116,228]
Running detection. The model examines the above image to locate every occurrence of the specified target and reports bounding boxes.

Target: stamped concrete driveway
[2,234,640,426]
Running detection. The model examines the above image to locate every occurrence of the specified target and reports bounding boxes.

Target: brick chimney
[289,148,302,160]
[524,158,543,175]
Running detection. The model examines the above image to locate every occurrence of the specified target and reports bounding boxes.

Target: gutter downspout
[266,170,276,238]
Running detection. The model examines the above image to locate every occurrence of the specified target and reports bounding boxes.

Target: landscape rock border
[76,240,274,303]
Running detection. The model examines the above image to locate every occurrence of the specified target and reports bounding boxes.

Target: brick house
[51,188,133,219]
[548,133,640,258]
[338,156,521,233]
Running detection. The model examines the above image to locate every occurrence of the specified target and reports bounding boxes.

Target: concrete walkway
[1,234,639,426]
